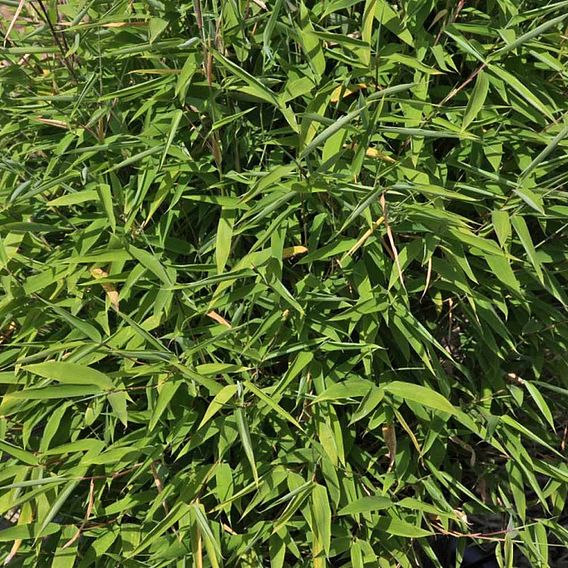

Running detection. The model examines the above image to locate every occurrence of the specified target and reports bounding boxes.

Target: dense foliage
[1,0,568,566]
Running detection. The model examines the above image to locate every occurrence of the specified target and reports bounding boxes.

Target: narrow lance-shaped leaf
[235,407,259,484]
[24,362,114,390]
[462,70,489,130]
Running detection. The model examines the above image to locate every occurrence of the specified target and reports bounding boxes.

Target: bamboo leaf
[24,362,114,390]
[338,495,393,515]
[462,70,489,130]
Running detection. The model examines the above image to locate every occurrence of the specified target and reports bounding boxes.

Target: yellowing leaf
[364,147,397,162]
[282,245,308,258]
[102,21,146,28]
[343,144,396,162]
[330,83,367,103]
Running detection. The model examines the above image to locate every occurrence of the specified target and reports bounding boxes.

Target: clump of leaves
[1,0,567,566]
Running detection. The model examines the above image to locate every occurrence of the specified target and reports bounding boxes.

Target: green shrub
[1,0,567,566]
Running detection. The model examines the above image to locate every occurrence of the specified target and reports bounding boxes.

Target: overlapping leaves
[0,0,567,566]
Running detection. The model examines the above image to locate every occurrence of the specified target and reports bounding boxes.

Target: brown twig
[31,0,78,82]
[434,0,467,45]
[62,478,95,549]
[439,63,487,107]
[150,462,170,515]
[380,192,405,290]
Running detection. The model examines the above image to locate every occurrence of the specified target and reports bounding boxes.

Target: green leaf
[216,207,236,274]
[488,64,554,120]
[24,362,114,390]
[338,495,393,515]
[513,184,544,214]
[97,183,116,232]
[0,523,61,541]
[349,387,385,424]
[314,378,374,402]
[524,381,554,429]
[378,515,433,538]
[0,440,39,465]
[235,407,259,484]
[301,105,366,159]
[48,190,99,206]
[493,12,568,56]
[149,380,182,431]
[6,385,102,399]
[212,49,280,107]
[198,384,238,429]
[244,381,304,431]
[159,109,184,169]
[43,302,102,343]
[462,70,489,129]
[385,382,457,415]
[191,503,222,566]
[3,1,568,563]
[298,2,325,78]
[375,0,413,46]
[128,245,173,286]
[176,51,199,100]
[311,484,332,555]
[37,480,82,540]
[318,422,339,467]
[108,391,128,426]
[149,17,168,43]
[485,255,521,291]
[520,121,568,181]
[301,83,415,157]
[511,216,544,283]
[492,210,511,247]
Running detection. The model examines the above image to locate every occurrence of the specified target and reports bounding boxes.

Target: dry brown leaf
[506,372,525,386]
[63,478,95,550]
[206,311,231,328]
[151,462,170,515]
[4,503,32,564]
[222,523,238,535]
[394,408,424,466]
[35,117,69,129]
[454,509,469,525]
[90,267,119,311]
[3,0,25,47]
[0,321,16,344]
[382,423,397,472]
[380,193,405,290]
[4,539,22,566]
